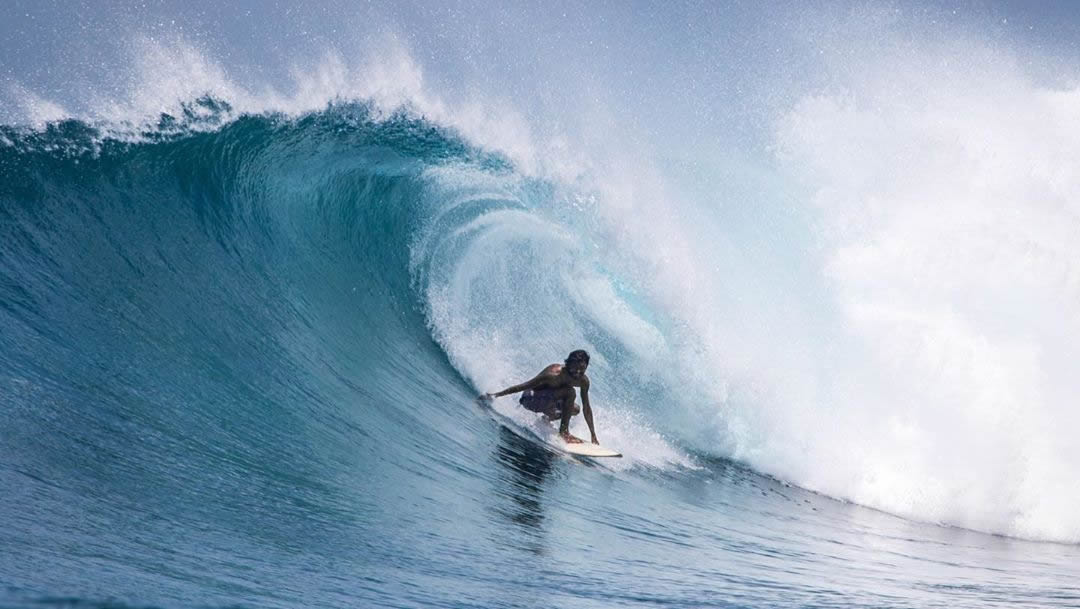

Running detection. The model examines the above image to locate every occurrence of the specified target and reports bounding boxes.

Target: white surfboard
[561,441,622,458]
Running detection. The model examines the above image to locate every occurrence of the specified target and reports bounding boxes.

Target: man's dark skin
[484,356,599,444]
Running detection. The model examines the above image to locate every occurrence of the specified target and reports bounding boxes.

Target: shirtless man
[484,349,598,444]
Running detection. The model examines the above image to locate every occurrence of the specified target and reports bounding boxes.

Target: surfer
[483,349,599,444]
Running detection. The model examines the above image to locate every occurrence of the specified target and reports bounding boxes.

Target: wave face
[0,104,501,516]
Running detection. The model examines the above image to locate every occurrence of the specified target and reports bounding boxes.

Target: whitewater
[2,2,1079,607]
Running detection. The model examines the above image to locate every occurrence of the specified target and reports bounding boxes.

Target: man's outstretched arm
[485,371,548,399]
[581,380,598,444]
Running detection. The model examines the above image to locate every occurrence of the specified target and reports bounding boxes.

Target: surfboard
[561,441,622,458]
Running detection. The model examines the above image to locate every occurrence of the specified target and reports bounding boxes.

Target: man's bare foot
[560,432,584,444]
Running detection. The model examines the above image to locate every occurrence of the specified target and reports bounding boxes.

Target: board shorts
[519,388,564,417]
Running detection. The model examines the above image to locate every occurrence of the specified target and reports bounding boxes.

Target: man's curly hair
[565,349,590,366]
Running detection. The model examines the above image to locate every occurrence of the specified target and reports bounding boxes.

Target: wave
[3,18,1080,544]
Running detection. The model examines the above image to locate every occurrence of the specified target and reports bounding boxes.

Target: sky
[4,1,1079,134]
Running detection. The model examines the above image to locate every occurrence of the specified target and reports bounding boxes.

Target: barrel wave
[2,87,1080,607]
[0,102,697,607]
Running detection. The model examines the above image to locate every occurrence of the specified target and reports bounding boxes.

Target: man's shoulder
[542,363,563,375]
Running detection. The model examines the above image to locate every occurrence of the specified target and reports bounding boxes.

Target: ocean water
[3,3,1080,608]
